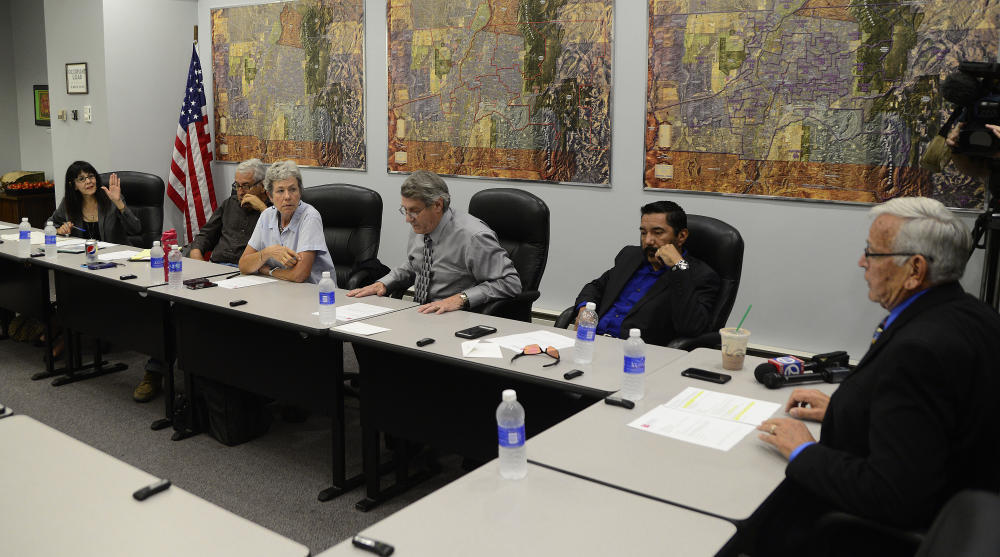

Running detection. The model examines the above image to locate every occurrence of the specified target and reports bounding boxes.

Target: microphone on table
[754,350,851,389]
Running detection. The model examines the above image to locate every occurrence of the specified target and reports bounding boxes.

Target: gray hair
[869,197,971,284]
[263,160,302,193]
[400,170,450,210]
[235,158,265,183]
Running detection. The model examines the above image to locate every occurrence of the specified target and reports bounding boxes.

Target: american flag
[167,43,217,242]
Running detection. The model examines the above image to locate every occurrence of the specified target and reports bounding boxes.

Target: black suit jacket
[574,246,720,347]
[787,282,1000,529]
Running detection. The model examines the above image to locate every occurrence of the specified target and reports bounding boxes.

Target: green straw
[735,304,752,331]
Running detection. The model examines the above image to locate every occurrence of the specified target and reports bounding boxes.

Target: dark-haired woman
[50,160,141,243]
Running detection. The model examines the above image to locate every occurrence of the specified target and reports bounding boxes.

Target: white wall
[103,0,198,235]
[0,1,24,173]
[44,0,110,203]
[191,0,987,359]
[10,0,52,179]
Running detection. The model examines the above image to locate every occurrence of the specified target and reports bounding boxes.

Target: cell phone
[85,261,118,270]
[604,395,635,409]
[454,325,497,339]
[681,367,732,384]
[352,535,394,557]
[563,369,584,380]
[183,277,216,290]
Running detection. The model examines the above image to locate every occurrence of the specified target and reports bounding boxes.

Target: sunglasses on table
[510,344,560,367]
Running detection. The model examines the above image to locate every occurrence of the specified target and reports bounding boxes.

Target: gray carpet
[0,337,468,555]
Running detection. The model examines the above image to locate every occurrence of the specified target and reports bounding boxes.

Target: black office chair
[916,490,1000,557]
[467,188,550,322]
[99,171,164,248]
[553,214,744,350]
[301,184,384,290]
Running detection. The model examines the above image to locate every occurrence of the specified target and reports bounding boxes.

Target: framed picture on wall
[33,85,50,126]
[65,62,88,94]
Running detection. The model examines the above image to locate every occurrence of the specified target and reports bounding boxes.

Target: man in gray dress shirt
[347,170,521,313]
[184,158,268,265]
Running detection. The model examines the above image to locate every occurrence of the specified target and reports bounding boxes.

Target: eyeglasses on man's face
[398,204,430,220]
[232,180,260,192]
[862,243,934,262]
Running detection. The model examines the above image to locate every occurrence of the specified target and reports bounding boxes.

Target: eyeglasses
[232,180,260,191]
[75,174,96,184]
[510,344,560,367]
[398,205,429,220]
[863,245,935,262]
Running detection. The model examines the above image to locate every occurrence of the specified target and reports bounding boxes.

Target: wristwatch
[671,259,689,271]
[458,292,470,309]
[269,267,277,277]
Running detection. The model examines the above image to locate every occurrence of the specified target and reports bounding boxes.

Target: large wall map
[645,0,1000,209]
[211,0,366,169]
[387,0,613,185]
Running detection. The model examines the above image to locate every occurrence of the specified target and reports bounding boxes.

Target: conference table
[332,306,687,510]
[147,280,417,501]
[0,414,309,557]
[31,247,234,429]
[526,347,837,523]
[316,461,736,557]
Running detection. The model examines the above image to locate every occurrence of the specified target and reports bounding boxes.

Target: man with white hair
[185,158,269,265]
[752,197,1000,555]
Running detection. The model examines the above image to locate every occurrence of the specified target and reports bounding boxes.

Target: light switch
[83,106,92,122]
[57,109,67,121]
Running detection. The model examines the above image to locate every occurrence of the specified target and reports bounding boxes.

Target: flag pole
[193,25,198,44]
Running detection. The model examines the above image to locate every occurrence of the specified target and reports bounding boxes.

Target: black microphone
[941,70,985,107]
[756,366,851,389]
[755,351,850,389]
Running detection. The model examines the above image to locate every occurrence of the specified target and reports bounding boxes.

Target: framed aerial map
[387,0,614,186]
[211,0,366,169]
[644,0,999,209]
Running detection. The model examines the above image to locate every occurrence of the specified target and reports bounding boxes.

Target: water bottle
[496,389,527,479]
[574,301,598,364]
[622,328,646,401]
[318,271,336,325]
[18,217,31,256]
[149,241,164,283]
[167,246,183,288]
[43,220,57,258]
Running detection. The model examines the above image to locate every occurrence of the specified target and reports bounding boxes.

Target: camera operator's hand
[947,122,999,178]
[945,122,962,148]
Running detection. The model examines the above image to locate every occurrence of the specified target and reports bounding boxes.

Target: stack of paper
[215,276,277,289]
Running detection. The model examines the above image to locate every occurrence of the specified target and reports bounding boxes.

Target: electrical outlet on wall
[83,106,92,122]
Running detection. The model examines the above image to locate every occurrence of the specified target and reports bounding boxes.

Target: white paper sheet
[484,329,575,352]
[628,387,781,451]
[97,250,140,261]
[332,322,390,336]
[335,303,395,321]
[215,275,277,289]
[461,339,504,358]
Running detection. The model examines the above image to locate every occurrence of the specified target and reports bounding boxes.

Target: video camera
[941,61,1000,157]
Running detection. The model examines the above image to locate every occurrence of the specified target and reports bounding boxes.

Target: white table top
[330,306,687,394]
[526,348,837,521]
[316,461,735,557]
[0,415,309,557]
[149,280,417,334]
[33,247,234,291]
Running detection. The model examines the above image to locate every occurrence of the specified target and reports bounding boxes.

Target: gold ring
[770,424,777,435]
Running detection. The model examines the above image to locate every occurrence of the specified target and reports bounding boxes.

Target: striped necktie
[414,236,433,304]
[871,316,888,345]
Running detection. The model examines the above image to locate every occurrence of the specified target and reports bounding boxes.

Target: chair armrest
[667,331,721,351]
[344,268,381,291]
[553,305,577,329]
[478,291,540,322]
[815,511,924,552]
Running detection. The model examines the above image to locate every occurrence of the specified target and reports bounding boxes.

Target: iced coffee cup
[720,327,750,370]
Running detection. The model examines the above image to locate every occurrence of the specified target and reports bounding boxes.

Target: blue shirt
[248,201,336,285]
[580,262,666,339]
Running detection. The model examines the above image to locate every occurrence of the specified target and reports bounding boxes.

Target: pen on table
[224,271,242,280]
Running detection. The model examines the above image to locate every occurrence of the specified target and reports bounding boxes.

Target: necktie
[415,236,433,304]
[871,316,887,344]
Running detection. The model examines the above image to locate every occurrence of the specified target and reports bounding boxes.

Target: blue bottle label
[497,424,525,448]
[45,234,56,246]
[624,356,645,374]
[576,324,596,341]
[319,292,335,305]
[19,230,30,240]
[151,257,164,269]
[168,260,182,273]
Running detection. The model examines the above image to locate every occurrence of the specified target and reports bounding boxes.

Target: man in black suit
[753,197,1000,556]
[573,201,720,346]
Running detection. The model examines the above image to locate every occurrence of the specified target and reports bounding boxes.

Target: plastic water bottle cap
[502,389,517,402]
[152,241,160,246]
[46,221,53,226]
[322,271,330,278]
[585,302,596,310]
[21,218,28,222]
[629,328,641,338]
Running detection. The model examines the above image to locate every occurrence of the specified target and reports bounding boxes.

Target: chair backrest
[100,171,164,248]
[301,184,382,288]
[916,490,1000,557]
[467,188,549,292]
[683,214,744,331]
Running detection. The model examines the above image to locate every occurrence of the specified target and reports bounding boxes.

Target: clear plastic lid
[502,389,517,402]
